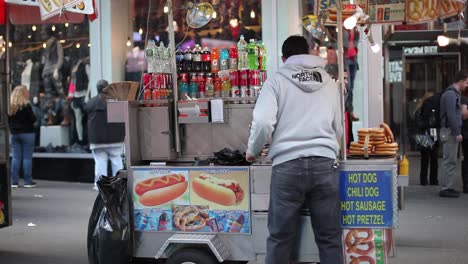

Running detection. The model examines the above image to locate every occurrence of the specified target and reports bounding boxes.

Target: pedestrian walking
[8,85,37,188]
[439,71,468,198]
[84,80,125,191]
[246,36,343,264]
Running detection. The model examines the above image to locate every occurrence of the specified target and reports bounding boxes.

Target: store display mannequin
[343,28,360,121]
[20,50,41,101]
[40,26,68,125]
[68,52,90,144]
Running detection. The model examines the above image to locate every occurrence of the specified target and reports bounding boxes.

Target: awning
[384,28,468,45]
[8,4,85,25]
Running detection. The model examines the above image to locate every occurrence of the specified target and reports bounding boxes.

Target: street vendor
[246,35,343,264]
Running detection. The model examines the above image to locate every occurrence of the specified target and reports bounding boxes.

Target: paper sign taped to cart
[340,170,394,228]
[132,167,251,234]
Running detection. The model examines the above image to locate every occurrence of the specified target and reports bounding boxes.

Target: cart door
[402,53,461,154]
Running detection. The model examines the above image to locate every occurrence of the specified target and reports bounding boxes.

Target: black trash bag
[87,175,131,264]
[213,148,250,166]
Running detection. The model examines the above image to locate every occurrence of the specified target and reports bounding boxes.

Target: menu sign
[133,167,250,234]
[340,170,394,228]
[406,0,465,23]
[369,0,405,23]
[38,0,93,20]
[315,0,369,25]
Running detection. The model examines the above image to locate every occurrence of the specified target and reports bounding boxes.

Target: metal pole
[167,0,181,153]
[336,0,347,161]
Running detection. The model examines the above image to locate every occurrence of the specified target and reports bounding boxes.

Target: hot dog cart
[107,98,401,264]
[104,1,406,263]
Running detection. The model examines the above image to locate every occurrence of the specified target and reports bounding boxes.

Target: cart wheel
[166,248,219,264]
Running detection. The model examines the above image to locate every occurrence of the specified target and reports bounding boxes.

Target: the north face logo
[291,71,323,83]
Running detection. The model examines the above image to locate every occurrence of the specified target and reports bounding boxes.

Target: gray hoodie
[247,54,343,166]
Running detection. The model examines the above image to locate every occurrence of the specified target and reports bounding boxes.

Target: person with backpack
[439,71,468,198]
[414,91,439,186]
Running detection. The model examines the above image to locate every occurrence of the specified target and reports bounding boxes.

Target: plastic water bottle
[220,46,229,71]
[247,39,259,70]
[145,40,157,73]
[163,45,171,73]
[237,35,248,70]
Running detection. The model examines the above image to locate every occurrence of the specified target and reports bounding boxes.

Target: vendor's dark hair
[453,71,468,83]
[282,35,309,59]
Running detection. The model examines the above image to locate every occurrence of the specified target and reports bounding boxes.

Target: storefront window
[128,0,262,81]
[5,19,90,145]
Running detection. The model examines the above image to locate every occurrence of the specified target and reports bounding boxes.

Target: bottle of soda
[229,46,238,70]
[211,47,220,73]
[257,40,267,71]
[183,46,193,72]
[220,46,229,71]
[157,212,169,231]
[201,44,211,73]
[178,73,189,100]
[198,73,206,98]
[188,73,198,99]
[213,76,222,98]
[229,214,245,233]
[247,39,259,70]
[237,35,248,70]
[205,73,214,98]
[221,76,231,98]
[145,40,157,73]
[192,44,202,72]
[175,47,184,73]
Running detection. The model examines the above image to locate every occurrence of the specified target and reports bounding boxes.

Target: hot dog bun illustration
[192,173,245,206]
[135,174,188,206]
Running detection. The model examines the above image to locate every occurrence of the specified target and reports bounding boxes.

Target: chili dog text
[192,174,245,206]
[135,174,188,206]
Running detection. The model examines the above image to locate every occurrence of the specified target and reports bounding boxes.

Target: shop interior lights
[32,25,37,31]
[212,11,217,19]
[250,10,256,19]
[65,23,69,28]
[343,6,367,30]
[126,37,132,47]
[163,3,169,14]
[52,25,56,32]
[139,28,144,35]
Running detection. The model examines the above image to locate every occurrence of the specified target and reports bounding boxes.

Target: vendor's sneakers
[92,184,98,192]
[11,184,18,188]
[24,182,37,188]
[439,188,460,198]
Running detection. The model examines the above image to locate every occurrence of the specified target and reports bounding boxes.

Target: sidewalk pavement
[1,168,467,264]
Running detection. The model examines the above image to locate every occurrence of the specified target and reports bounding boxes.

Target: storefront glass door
[403,53,460,153]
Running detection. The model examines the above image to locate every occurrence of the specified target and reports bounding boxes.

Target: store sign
[133,167,251,234]
[315,0,368,25]
[340,170,393,228]
[388,60,403,84]
[403,46,438,55]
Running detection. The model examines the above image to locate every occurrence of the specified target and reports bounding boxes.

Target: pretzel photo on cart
[172,205,209,232]
[345,228,375,256]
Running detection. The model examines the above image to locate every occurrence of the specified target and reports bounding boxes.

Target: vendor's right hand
[457,135,463,142]
[246,152,257,163]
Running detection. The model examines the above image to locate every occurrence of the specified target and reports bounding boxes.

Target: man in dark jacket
[439,71,468,198]
[84,80,125,190]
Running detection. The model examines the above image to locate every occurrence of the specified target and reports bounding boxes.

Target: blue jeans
[266,157,343,264]
[10,133,35,185]
[92,145,123,184]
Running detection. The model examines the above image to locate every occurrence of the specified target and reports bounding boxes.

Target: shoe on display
[439,188,460,198]
[11,184,18,188]
[351,112,360,121]
[24,182,37,188]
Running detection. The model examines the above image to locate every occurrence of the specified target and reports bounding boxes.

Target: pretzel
[441,0,451,13]
[350,255,376,264]
[379,123,394,143]
[345,229,375,255]
[408,0,424,21]
[173,206,209,231]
